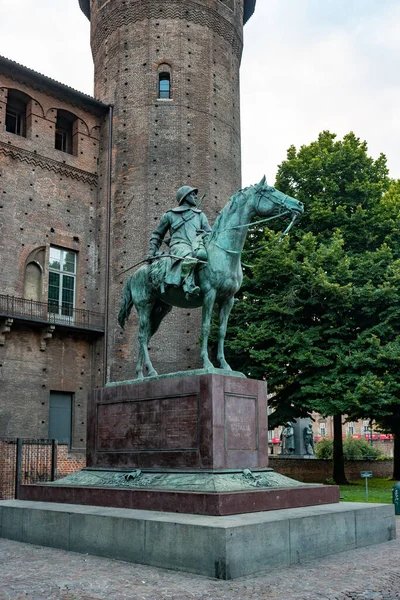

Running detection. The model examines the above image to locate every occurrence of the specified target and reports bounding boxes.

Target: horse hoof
[219,362,232,371]
[148,369,158,377]
[202,360,214,370]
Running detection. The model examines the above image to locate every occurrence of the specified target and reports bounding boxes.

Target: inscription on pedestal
[97,395,199,452]
[225,394,257,451]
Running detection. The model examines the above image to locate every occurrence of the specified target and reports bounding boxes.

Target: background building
[0,56,108,449]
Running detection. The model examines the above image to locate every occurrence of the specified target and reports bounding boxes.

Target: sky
[0,0,399,187]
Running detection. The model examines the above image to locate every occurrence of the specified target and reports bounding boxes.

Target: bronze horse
[118,177,304,378]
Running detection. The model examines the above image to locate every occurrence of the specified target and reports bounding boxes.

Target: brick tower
[78,0,256,380]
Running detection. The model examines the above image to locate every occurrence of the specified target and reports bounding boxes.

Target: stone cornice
[0,141,98,186]
[90,1,244,61]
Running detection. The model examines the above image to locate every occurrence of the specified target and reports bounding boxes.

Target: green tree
[226,132,400,482]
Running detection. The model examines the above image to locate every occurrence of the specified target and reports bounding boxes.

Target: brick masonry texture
[0,442,86,500]
[270,457,394,483]
[0,71,106,445]
[90,0,247,379]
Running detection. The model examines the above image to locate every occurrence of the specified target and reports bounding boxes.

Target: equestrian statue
[118,177,304,379]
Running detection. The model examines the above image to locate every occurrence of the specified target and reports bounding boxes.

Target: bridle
[211,187,300,258]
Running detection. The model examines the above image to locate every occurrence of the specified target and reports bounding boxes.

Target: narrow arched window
[55,109,77,155]
[158,73,171,99]
[5,89,29,137]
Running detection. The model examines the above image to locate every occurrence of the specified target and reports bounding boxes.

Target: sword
[119,253,206,276]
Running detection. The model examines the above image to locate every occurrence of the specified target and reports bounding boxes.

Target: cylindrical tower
[79,0,256,380]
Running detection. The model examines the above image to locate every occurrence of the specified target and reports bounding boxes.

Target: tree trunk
[332,414,348,484]
[392,424,400,480]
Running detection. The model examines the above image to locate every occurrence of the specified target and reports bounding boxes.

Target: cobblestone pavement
[1,519,400,600]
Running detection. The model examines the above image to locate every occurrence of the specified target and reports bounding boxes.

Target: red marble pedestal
[87,373,268,471]
[20,373,340,515]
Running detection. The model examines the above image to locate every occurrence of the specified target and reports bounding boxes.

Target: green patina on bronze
[106,367,246,387]
[49,468,309,492]
[118,178,304,378]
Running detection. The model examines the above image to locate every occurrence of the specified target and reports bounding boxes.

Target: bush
[314,437,382,460]
[314,437,333,459]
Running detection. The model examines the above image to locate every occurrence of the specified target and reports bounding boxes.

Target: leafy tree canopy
[226,132,400,440]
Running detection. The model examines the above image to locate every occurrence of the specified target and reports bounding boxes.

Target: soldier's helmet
[176,186,198,205]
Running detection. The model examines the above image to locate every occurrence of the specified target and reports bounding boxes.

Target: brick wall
[270,457,394,483]
[0,440,86,500]
[0,70,106,443]
[56,444,86,478]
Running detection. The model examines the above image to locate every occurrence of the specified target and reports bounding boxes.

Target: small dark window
[158,73,171,99]
[55,110,76,154]
[5,90,28,137]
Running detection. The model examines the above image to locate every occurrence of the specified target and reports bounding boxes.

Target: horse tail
[118,275,134,329]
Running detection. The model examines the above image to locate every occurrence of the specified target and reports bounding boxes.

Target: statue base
[277,454,317,459]
[105,367,247,387]
[89,372,268,471]
[20,467,339,516]
[14,373,392,578]
[20,373,339,515]
[2,499,395,578]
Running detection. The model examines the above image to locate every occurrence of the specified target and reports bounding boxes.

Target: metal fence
[0,294,105,331]
[0,438,57,500]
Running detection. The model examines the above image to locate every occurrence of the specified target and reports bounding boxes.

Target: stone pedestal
[0,500,395,579]
[20,372,339,515]
[12,372,396,577]
[87,373,268,471]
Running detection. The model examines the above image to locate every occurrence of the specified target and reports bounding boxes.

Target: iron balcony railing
[0,294,105,332]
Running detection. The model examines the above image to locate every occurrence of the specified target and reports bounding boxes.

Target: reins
[120,187,300,276]
[211,189,299,266]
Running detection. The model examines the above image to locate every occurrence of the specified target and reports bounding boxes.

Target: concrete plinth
[0,500,395,580]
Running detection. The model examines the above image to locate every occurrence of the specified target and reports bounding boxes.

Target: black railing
[0,294,104,331]
[0,438,57,500]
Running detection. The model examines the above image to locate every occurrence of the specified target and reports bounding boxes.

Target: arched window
[5,89,30,137]
[158,72,171,99]
[55,109,77,155]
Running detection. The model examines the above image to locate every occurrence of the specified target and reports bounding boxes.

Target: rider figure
[148,186,212,298]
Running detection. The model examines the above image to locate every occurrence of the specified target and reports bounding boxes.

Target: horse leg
[217,297,235,370]
[200,289,217,369]
[137,302,158,377]
[136,343,144,379]
[142,301,171,377]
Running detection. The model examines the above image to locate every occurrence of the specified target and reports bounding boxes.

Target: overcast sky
[1,0,399,186]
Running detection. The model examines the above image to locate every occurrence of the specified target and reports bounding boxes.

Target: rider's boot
[183,271,200,299]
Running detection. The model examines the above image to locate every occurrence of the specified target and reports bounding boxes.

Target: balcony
[0,294,105,333]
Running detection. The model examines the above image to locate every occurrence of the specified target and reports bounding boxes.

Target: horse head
[253,176,304,221]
